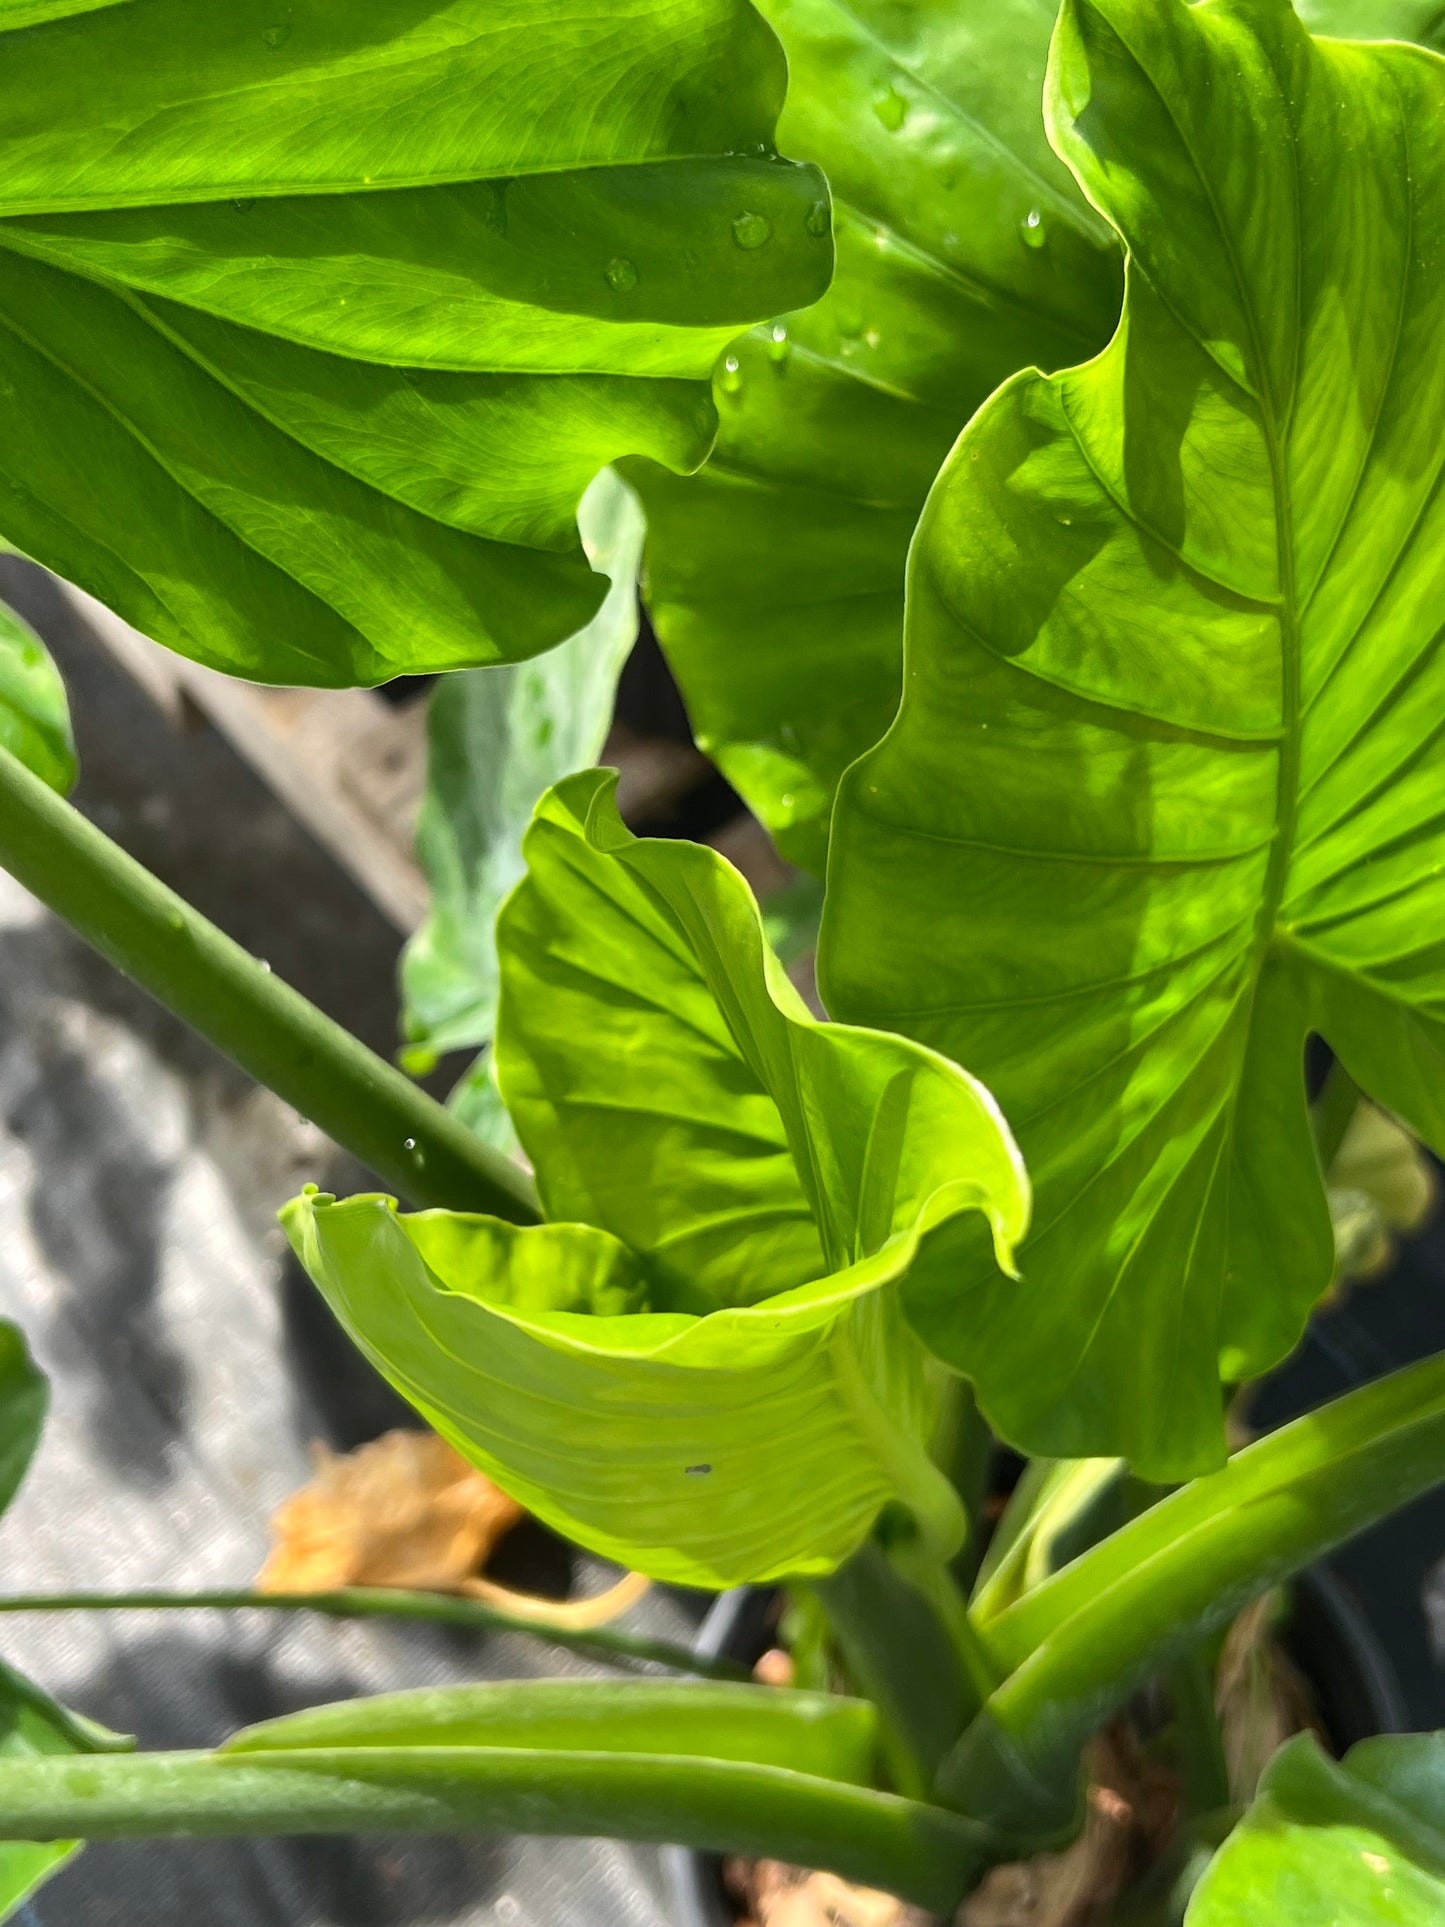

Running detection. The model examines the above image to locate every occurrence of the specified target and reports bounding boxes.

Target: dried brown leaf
[257,1429,523,1593]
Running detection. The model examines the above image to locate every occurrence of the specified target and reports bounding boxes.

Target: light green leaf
[224,1679,878,1782]
[0,1,830,686]
[0,598,73,795]
[497,770,1027,1309]
[822,0,1445,1477]
[286,770,1028,1586]
[400,469,644,1070]
[1186,1731,1445,1925]
[629,0,1123,869]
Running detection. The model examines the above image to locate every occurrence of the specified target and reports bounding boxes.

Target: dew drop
[1020,207,1047,249]
[166,908,186,934]
[685,1463,713,1477]
[605,256,638,293]
[872,84,908,131]
[231,197,256,214]
[718,352,743,396]
[257,958,272,974]
[766,321,791,368]
[732,210,772,250]
[261,22,291,49]
[805,199,830,238]
[403,1137,417,1152]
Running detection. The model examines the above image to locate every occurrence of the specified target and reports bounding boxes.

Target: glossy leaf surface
[824,0,1445,1476]
[0,598,73,795]
[1187,1731,1445,1925]
[0,1,829,686]
[287,772,1027,1585]
[631,0,1122,869]
[400,471,643,1124]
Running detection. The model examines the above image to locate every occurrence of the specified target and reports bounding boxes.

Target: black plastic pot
[662,1568,1407,1927]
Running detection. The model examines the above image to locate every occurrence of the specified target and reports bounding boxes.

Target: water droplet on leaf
[805,199,830,238]
[231,197,256,214]
[766,321,791,368]
[605,256,638,293]
[261,22,291,49]
[872,85,908,131]
[719,353,743,396]
[257,958,272,974]
[1020,208,1047,248]
[732,211,771,250]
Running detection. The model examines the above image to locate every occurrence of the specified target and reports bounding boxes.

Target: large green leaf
[286,770,1027,1586]
[1186,1731,1445,1925]
[0,0,830,686]
[630,0,1122,870]
[822,0,1445,1477]
[399,469,644,1131]
[0,597,73,795]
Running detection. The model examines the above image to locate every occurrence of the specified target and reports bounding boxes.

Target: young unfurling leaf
[286,774,1027,1587]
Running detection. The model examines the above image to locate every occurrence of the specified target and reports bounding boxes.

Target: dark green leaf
[1186,1731,1445,1924]
[630,0,1123,868]
[0,1319,47,1524]
[0,597,73,794]
[400,470,643,1069]
[823,0,1445,1475]
[0,1,830,686]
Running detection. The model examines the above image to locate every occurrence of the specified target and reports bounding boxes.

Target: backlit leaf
[630,0,1122,869]
[0,0,830,686]
[823,0,1445,1477]
[1186,1731,1445,1925]
[0,598,73,794]
[285,772,1027,1587]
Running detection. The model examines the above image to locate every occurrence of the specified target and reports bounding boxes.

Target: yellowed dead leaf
[257,1429,524,1593]
[726,1859,930,1927]
[257,1428,651,1629]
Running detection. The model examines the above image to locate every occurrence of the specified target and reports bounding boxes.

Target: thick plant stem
[0,1588,737,1679]
[0,745,537,1219]
[0,1745,989,1914]
[1167,1649,1231,1816]
[937,1350,1445,1839]
[809,1540,995,1799]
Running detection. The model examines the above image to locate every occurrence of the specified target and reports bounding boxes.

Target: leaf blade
[821,0,1445,1474]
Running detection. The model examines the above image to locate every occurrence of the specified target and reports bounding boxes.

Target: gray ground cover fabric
[0,557,693,1926]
